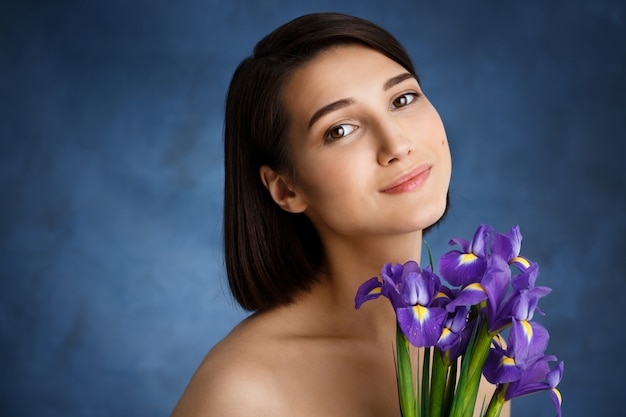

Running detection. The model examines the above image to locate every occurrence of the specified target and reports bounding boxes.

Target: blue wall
[2,1,624,416]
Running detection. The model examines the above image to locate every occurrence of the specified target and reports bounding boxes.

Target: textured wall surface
[2,0,624,416]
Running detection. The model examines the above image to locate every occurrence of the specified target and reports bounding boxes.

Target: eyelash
[391,92,420,109]
[324,123,358,141]
[323,91,421,142]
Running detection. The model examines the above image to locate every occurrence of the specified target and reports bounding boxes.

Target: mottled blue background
[1,0,624,416]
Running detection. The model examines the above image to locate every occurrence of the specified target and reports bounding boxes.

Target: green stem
[449,319,494,417]
[483,385,506,417]
[421,347,430,417]
[442,358,457,417]
[429,349,447,417]
[396,324,416,417]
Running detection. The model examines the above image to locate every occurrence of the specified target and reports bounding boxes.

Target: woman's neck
[294,230,424,340]
[323,229,424,283]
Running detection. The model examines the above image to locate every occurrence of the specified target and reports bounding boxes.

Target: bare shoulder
[170,314,289,417]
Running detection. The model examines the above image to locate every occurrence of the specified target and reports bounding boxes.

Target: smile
[380,165,432,194]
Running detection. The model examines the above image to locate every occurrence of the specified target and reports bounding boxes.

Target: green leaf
[424,240,435,270]
[396,323,416,417]
[429,348,448,417]
[449,318,494,417]
[421,347,431,417]
[482,385,506,417]
[442,357,457,417]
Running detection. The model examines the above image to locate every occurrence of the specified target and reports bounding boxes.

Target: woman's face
[280,44,451,244]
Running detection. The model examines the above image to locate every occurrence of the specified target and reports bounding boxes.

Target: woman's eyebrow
[383,72,415,91]
[307,73,415,131]
[308,98,354,130]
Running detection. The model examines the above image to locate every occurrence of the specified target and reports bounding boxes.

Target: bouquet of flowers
[355,225,563,417]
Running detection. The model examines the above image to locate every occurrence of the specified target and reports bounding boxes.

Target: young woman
[171,12,509,417]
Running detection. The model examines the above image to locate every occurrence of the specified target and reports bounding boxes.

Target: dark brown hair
[223,13,420,311]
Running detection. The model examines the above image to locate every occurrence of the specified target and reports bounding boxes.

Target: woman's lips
[380,165,432,194]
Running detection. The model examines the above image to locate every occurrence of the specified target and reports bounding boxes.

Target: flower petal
[482,255,512,329]
[447,237,471,253]
[397,305,447,347]
[547,361,564,388]
[504,356,558,400]
[445,283,488,311]
[439,250,488,286]
[355,277,382,309]
[483,347,523,384]
[437,327,460,351]
[437,308,469,351]
[511,262,539,291]
[490,225,522,262]
[439,225,493,286]
[550,388,563,417]
[510,320,550,369]
[469,224,493,258]
[381,265,404,307]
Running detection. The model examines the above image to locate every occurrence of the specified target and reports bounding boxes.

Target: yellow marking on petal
[439,328,451,340]
[460,253,478,264]
[465,283,487,293]
[510,256,530,269]
[551,388,562,405]
[368,287,382,296]
[520,319,533,343]
[500,356,516,367]
[413,305,429,324]
[433,291,450,300]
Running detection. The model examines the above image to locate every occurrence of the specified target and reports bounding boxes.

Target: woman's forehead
[282,45,410,125]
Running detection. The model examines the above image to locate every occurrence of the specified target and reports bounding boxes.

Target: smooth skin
[171,45,510,417]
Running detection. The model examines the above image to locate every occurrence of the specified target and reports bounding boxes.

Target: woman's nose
[375,118,414,166]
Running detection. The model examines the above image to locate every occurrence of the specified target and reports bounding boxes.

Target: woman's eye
[391,92,419,109]
[325,123,358,141]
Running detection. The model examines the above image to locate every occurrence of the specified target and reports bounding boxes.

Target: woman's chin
[417,198,449,232]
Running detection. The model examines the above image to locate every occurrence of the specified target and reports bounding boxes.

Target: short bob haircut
[224,12,436,311]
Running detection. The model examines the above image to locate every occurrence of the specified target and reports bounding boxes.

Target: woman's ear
[259,165,308,213]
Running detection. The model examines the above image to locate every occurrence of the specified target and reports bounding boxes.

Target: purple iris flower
[443,252,509,315]
[436,307,474,362]
[439,224,493,286]
[355,261,448,347]
[546,361,564,417]
[510,263,552,320]
[483,319,563,416]
[436,307,467,351]
[486,261,552,333]
[483,319,550,383]
[490,225,531,271]
[354,276,382,309]
[510,319,550,369]
[504,357,564,417]
[355,224,563,415]
[483,333,522,384]
[481,254,515,331]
